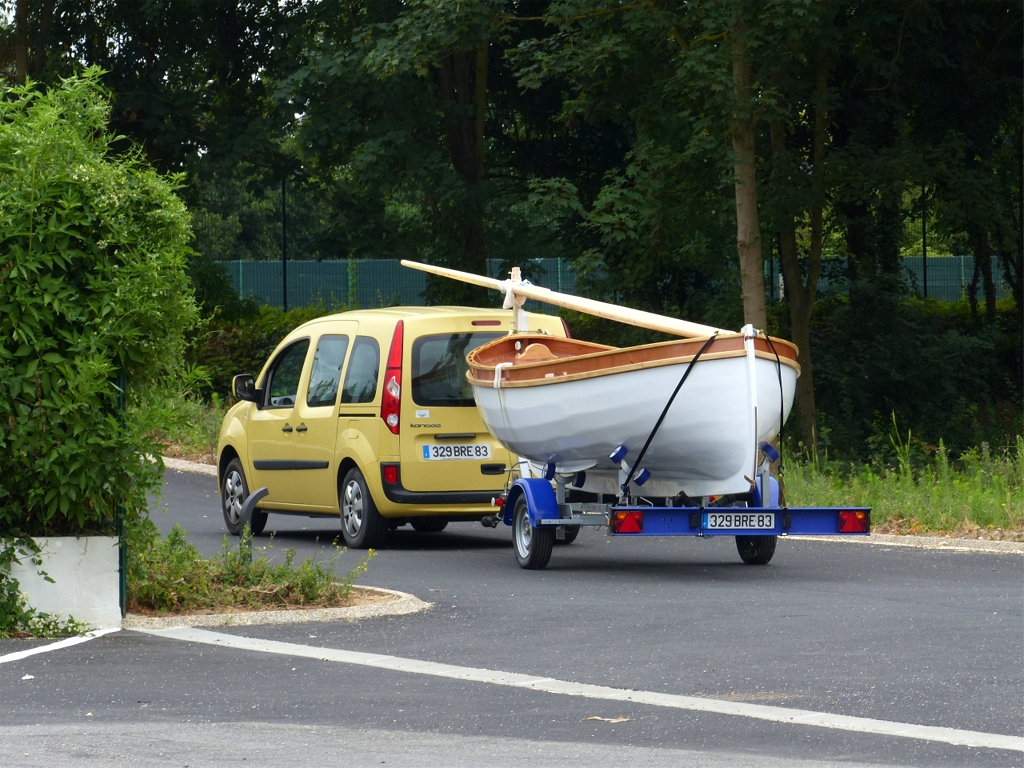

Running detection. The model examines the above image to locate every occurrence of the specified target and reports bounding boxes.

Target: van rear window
[412,333,501,407]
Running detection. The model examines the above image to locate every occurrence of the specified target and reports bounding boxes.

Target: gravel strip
[796,532,1024,555]
[122,586,431,629]
[162,456,217,476]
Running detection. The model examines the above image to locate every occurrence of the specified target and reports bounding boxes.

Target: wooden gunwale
[467,334,800,389]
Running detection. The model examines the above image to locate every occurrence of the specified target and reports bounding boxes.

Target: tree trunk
[15,0,29,84]
[432,46,489,303]
[731,15,766,329]
[770,79,825,456]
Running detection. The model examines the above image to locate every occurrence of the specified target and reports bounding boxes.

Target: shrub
[188,303,339,399]
[0,70,198,538]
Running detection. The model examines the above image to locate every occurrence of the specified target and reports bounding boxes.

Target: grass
[127,525,375,615]
[152,395,228,465]
[783,436,1024,539]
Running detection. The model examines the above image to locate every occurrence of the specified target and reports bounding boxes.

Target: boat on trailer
[467,331,799,499]
[401,260,869,570]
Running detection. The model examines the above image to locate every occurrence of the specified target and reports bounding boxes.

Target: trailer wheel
[555,525,580,545]
[513,496,554,569]
[736,535,777,565]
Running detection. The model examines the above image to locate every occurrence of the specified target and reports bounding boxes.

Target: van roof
[298,306,550,329]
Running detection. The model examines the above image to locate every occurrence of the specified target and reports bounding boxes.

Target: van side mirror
[233,374,257,402]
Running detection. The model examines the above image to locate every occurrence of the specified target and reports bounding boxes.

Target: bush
[0,73,197,533]
[189,303,339,399]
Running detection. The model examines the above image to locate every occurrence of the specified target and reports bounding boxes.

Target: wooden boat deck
[468,333,800,388]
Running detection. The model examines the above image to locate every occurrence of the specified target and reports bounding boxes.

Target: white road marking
[0,628,120,665]
[140,627,1023,752]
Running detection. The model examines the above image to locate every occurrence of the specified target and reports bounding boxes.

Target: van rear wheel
[340,467,387,549]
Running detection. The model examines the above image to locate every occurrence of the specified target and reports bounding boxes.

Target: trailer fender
[504,479,559,527]
[753,475,780,507]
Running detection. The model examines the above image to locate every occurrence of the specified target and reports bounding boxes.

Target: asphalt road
[1,468,1021,767]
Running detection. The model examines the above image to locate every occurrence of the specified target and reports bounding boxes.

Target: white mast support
[505,266,529,332]
[400,260,730,339]
[742,323,760,489]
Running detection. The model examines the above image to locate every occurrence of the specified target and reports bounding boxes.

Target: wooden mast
[400,260,729,339]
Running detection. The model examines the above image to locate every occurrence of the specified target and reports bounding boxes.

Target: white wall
[9,536,121,630]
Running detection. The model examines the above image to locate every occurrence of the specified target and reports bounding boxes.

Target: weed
[127,524,375,614]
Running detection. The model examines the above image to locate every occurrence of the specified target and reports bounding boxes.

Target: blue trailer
[485,454,869,570]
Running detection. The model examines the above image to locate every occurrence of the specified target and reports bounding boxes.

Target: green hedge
[0,70,198,537]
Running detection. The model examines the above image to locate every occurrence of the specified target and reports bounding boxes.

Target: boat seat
[515,342,558,364]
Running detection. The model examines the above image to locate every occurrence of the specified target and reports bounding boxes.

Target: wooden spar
[400,260,729,339]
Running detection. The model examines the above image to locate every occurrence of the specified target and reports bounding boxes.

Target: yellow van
[217,307,567,547]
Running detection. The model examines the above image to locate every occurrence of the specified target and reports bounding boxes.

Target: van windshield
[412,333,501,407]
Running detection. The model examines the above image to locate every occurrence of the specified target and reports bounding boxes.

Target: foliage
[188,303,340,399]
[785,430,1024,536]
[0,70,199,537]
[799,296,1022,460]
[0,538,89,638]
[127,524,375,614]
[151,396,229,465]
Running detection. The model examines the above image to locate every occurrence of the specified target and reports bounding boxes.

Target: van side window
[412,333,500,406]
[306,335,350,407]
[265,339,310,408]
[341,336,381,404]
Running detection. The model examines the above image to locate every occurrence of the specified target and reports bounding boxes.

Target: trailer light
[383,465,399,484]
[613,510,643,533]
[839,510,869,533]
[492,497,505,508]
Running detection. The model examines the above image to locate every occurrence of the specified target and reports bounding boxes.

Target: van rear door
[399,330,512,493]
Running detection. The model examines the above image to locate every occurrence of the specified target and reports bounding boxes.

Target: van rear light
[381,320,404,434]
[383,465,399,484]
[613,510,643,533]
[838,510,869,533]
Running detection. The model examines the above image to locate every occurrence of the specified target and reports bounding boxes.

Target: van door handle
[295,425,308,432]
[281,425,293,433]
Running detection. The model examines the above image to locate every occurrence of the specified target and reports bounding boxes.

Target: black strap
[620,333,719,498]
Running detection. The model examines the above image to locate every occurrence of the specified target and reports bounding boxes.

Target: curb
[122,586,432,629]
[160,456,1023,556]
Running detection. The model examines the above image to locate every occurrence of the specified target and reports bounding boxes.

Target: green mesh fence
[223,258,577,311]
[224,255,1008,311]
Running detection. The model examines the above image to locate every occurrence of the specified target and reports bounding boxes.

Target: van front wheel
[340,467,387,549]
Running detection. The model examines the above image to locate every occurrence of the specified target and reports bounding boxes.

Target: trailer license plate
[422,443,491,460]
[704,512,775,530]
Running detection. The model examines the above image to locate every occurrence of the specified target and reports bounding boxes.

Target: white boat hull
[472,354,796,498]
